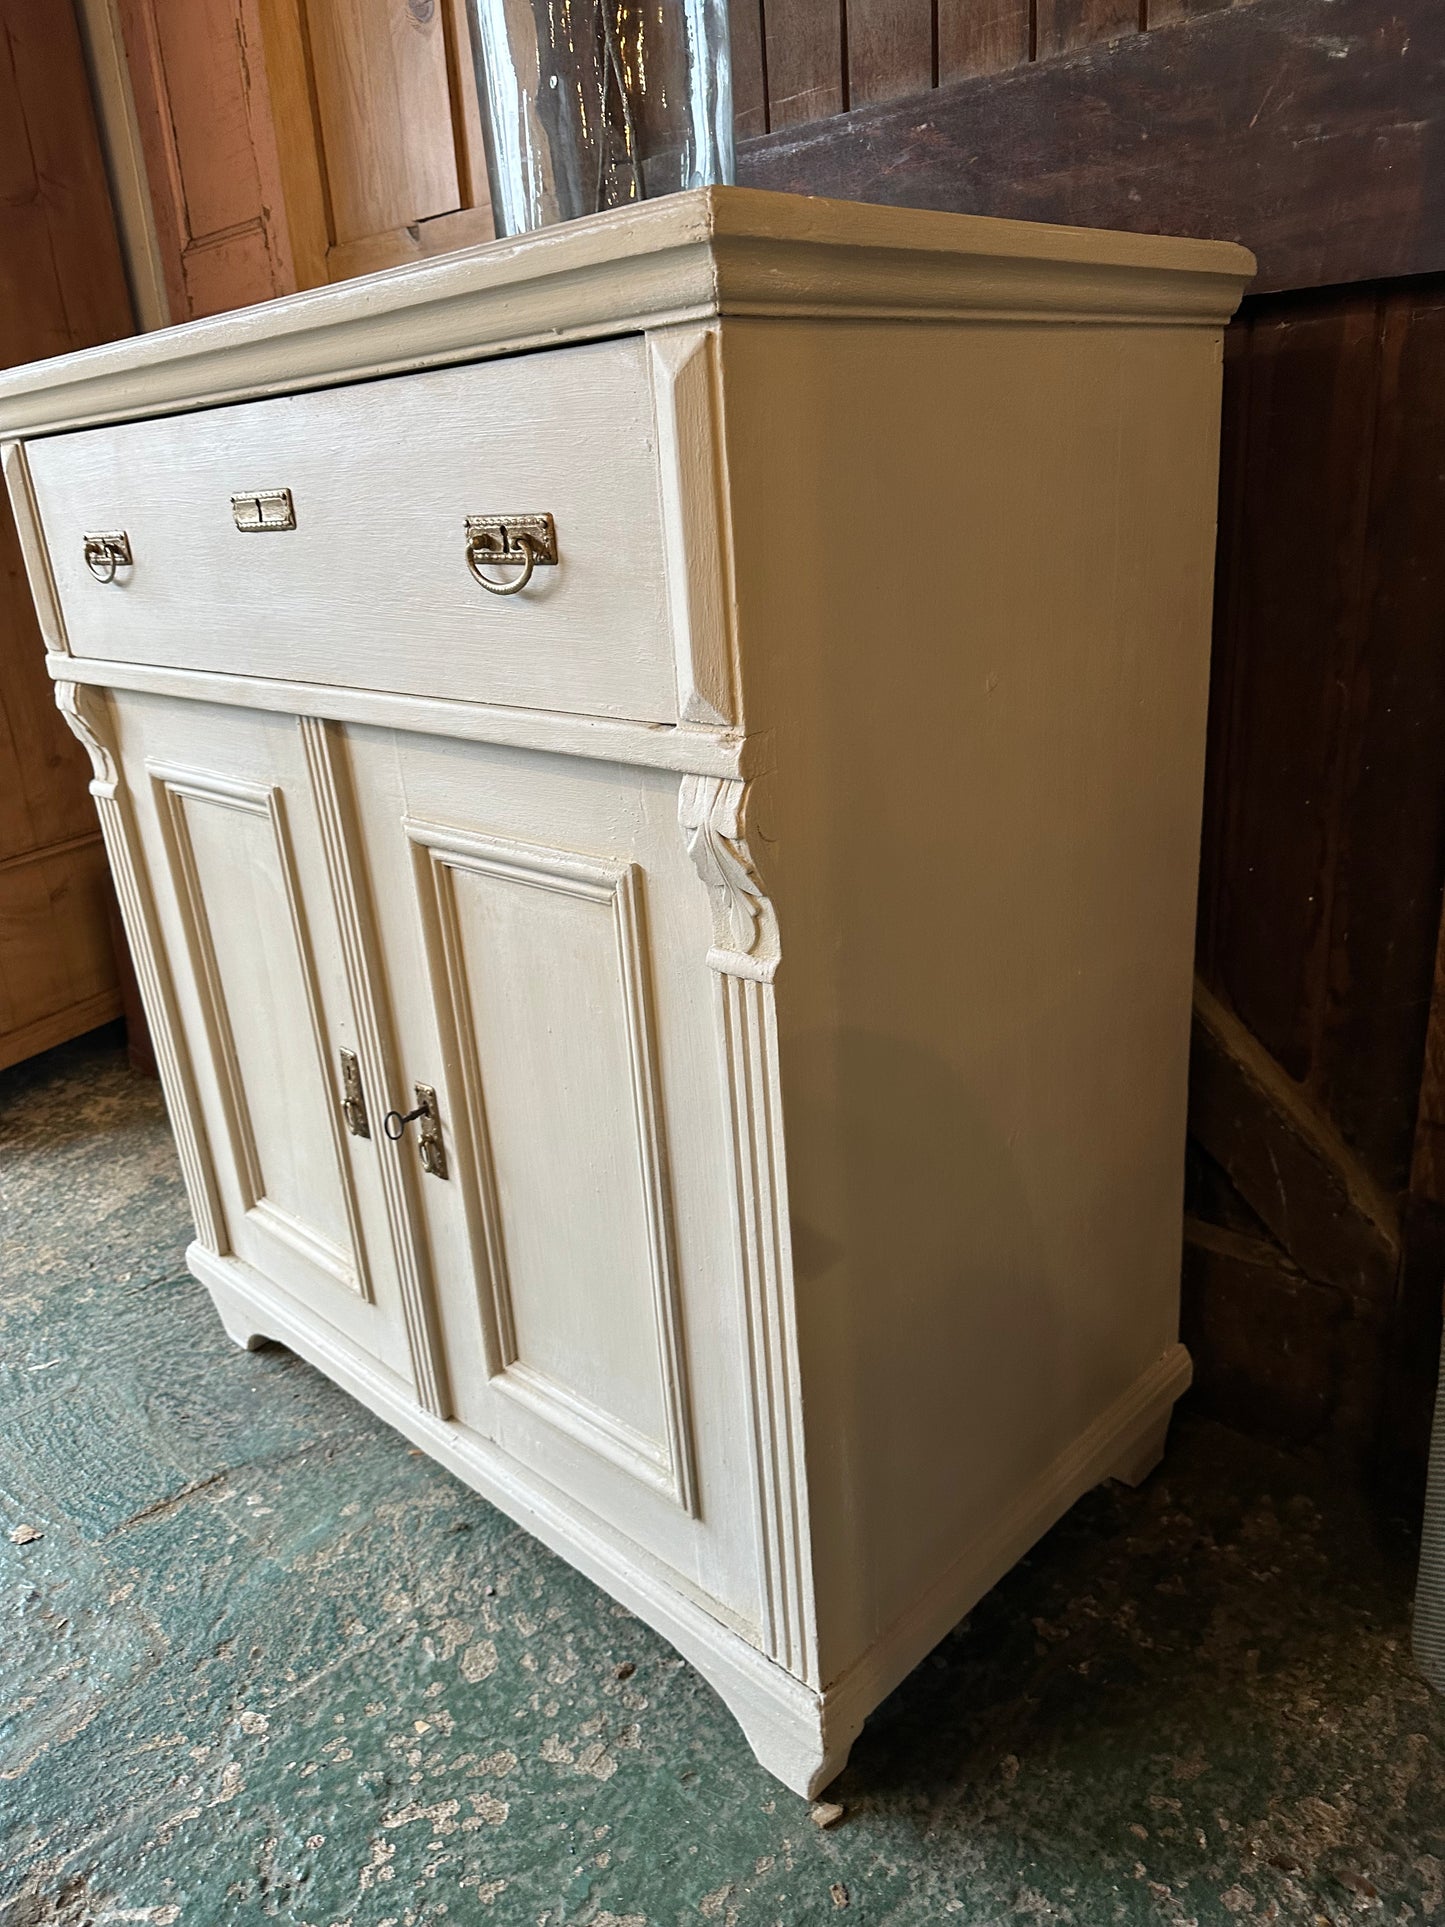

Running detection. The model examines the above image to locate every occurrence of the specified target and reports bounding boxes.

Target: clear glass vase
[465,0,734,237]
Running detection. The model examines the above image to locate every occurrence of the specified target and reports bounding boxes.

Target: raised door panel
[408,819,692,1508]
[152,765,361,1291]
[113,692,419,1385]
[345,726,766,1638]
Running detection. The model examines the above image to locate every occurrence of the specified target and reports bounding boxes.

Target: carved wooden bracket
[678,775,779,982]
[54,680,118,794]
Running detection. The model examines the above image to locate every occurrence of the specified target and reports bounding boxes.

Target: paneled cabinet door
[345,726,769,1639]
[113,693,420,1386]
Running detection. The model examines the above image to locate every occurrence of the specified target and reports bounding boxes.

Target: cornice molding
[0,187,1253,440]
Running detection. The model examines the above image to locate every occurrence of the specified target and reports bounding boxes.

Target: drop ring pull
[464,513,558,597]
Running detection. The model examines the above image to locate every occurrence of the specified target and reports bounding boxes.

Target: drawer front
[27,337,679,723]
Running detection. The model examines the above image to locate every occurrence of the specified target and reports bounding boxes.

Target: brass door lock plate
[339,1047,370,1138]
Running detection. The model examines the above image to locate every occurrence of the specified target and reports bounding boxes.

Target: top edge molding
[0,186,1254,439]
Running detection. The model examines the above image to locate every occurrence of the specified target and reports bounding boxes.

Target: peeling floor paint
[3,1027,1445,1925]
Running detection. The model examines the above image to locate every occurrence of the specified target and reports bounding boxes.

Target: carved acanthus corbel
[54,681,119,795]
[678,775,779,982]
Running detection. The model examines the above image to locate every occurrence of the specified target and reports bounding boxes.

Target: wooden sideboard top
[0,186,1254,441]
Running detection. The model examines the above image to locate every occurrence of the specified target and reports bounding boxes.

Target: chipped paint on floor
[2,1025,1445,1925]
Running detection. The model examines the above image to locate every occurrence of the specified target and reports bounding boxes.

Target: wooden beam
[739,0,1445,294]
[1189,981,1400,1306]
[1180,1217,1386,1453]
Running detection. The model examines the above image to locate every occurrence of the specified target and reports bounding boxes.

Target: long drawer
[26,335,679,723]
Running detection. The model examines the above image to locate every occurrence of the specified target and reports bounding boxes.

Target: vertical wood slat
[1322,287,1445,1184]
[115,0,295,318]
[730,0,769,137]
[254,0,332,289]
[441,0,490,212]
[1035,0,1136,60]
[0,0,131,1064]
[764,0,845,127]
[848,0,934,106]
[1146,0,1232,22]
[257,0,491,288]
[1198,282,1445,1197]
[303,0,461,246]
[1197,293,1382,1106]
[938,0,1031,80]
[1,3,134,360]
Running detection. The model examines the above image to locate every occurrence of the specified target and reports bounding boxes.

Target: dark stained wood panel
[1197,293,1381,1099]
[764,0,846,125]
[1317,289,1445,1185]
[937,0,1030,80]
[847,0,934,105]
[1199,281,1445,1195]
[1036,0,1135,61]
[1147,0,1230,19]
[740,0,1445,296]
[1185,273,1445,1483]
[730,0,769,136]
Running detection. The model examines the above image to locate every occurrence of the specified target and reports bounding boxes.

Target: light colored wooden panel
[115,0,294,317]
[27,337,678,724]
[345,726,767,1632]
[0,497,95,858]
[410,819,693,1504]
[253,0,333,291]
[0,839,117,1051]
[441,0,490,211]
[0,0,128,1068]
[325,202,492,282]
[74,0,173,331]
[153,767,361,1290]
[0,0,134,363]
[111,691,424,1381]
[303,0,461,247]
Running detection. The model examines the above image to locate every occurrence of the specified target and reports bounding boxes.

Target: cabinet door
[345,726,768,1637]
[114,693,425,1388]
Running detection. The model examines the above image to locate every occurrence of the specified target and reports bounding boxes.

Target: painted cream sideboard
[0,189,1253,1795]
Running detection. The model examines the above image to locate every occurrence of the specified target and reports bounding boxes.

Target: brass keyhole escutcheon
[383,1083,447,1179]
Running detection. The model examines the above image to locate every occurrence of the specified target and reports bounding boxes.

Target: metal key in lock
[383,1083,448,1179]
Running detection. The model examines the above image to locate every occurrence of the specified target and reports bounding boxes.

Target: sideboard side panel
[719,312,1225,1687]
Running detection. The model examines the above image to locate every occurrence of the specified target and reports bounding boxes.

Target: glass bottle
[465,0,734,236]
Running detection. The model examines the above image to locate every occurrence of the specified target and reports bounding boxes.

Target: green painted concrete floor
[3,1028,1445,1927]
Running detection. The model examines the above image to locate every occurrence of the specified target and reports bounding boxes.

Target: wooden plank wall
[740,0,1445,297]
[0,0,133,1067]
[730,0,1237,137]
[1184,277,1445,1483]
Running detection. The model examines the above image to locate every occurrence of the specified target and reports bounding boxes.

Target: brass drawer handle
[465,513,558,597]
[83,531,132,583]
